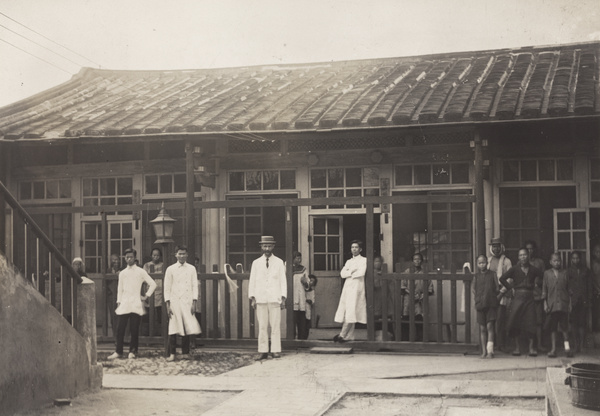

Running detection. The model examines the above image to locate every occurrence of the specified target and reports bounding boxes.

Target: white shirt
[164,262,198,303]
[249,254,287,304]
[115,265,157,316]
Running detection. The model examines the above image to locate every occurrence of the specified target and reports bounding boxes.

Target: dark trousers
[496,305,508,349]
[293,310,309,339]
[116,313,141,355]
[169,334,191,355]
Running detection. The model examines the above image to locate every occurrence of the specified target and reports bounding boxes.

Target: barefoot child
[543,253,573,358]
[473,255,499,358]
[304,274,318,339]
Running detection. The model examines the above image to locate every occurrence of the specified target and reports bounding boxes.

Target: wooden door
[310,216,343,327]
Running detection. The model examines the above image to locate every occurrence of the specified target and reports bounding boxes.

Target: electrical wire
[0,23,84,68]
[0,37,73,75]
[0,11,101,67]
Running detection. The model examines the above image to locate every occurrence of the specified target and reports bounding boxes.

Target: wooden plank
[285,206,294,339]
[23,194,476,214]
[212,272,219,338]
[394,265,403,342]
[437,271,443,343]
[237,279,243,339]
[451,279,457,343]
[474,131,486,256]
[224,282,231,339]
[185,142,196,260]
[381,263,389,341]
[408,279,415,342]
[464,279,472,344]
[366,204,375,341]
[422,277,430,343]
[200,266,207,338]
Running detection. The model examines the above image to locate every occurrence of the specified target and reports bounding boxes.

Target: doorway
[309,213,380,327]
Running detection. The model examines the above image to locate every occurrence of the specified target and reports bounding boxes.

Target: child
[292,251,310,340]
[304,274,318,339]
[566,251,591,352]
[108,248,157,360]
[472,255,499,358]
[542,253,572,358]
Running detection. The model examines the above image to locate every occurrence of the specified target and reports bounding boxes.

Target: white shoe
[166,354,175,362]
[107,352,121,360]
[181,354,190,360]
[128,352,136,359]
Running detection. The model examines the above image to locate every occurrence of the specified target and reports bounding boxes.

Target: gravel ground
[98,349,256,376]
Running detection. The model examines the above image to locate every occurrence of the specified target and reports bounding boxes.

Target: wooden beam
[285,206,294,340]
[474,130,486,256]
[185,142,196,261]
[366,204,375,341]
[23,194,477,215]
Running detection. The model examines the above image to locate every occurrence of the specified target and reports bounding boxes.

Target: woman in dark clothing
[499,248,543,357]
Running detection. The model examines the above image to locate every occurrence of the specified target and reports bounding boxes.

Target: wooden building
[0,41,598,346]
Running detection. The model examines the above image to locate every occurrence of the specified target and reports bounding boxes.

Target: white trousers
[340,322,356,340]
[256,302,281,353]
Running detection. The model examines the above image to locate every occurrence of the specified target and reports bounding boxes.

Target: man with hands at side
[249,236,287,361]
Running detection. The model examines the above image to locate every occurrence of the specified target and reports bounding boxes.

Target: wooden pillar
[474,131,486,257]
[366,204,375,341]
[185,142,196,259]
[285,206,294,339]
[0,144,7,254]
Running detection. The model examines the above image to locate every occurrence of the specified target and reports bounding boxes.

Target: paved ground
[17,345,600,416]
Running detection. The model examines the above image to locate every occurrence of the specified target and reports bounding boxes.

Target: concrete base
[310,347,353,354]
[90,363,103,391]
[546,367,598,416]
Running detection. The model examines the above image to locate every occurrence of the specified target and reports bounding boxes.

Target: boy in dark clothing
[472,255,499,358]
[567,251,592,352]
[543,253,572,358]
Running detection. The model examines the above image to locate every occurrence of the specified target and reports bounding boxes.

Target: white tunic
[115,265,157,316]
[248,254,287,304]
[164,262,201,336]
[334,255,367,324]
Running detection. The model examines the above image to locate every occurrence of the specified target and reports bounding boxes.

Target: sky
[0,0,599,108]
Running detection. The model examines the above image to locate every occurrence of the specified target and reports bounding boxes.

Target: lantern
[150,202,176,244]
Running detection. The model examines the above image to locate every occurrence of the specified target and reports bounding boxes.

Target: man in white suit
[249,236,287,360]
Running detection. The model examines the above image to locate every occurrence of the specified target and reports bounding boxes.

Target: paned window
[144,173,201,195]
[19,179,71,200]
[394,163,469,186]
[310,167,379,209]
[502,159,573,182]
[590,159,600,202]
[228,170,296,191]
[82,177,133,216]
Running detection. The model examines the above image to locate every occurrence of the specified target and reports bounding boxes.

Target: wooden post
[101,212,108,337]
[285,206,294,339]
[366,204,375,341]
[0,143,6,254]
[185,142,196,261]
[474,130,486,258]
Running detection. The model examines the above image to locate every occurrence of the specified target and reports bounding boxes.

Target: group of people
[105,245,202,361]
[73,234,600,362]
[473,238,598,359]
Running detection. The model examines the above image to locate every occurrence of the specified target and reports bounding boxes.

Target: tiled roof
[0,42,598,140]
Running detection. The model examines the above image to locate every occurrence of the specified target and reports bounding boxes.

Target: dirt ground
[15,390,237,416]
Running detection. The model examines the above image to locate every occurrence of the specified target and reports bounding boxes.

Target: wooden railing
[95,263,474,346]
[374,264,473,343]
[0,180,82,325]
